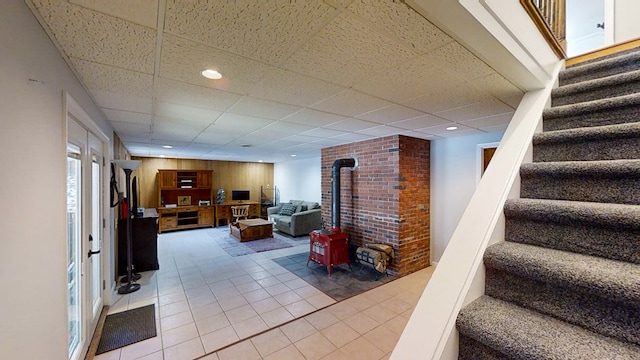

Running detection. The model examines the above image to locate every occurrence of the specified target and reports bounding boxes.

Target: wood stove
[307,157,357,276]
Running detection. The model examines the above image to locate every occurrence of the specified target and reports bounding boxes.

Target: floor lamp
[113,159,141,294]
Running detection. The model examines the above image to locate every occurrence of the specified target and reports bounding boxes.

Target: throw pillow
[278,203,297,216]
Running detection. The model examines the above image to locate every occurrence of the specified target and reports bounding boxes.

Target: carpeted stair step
[552,69,640,107]
[559,49,640,86]
[483,242,640,345]
[457,295,640,360]
[533,122,640,162]
[503,198,640,264]
[543,93,640,131]
[520,159,640,204]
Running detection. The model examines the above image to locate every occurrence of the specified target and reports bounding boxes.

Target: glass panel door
[90,154,101,316]
[67,145,82,360]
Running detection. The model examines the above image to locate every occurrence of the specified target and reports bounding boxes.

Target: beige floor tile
[243,288,272,302]
[185,285,213,299]
[250,328,292,357]
[275,272,298,282]
[339,336,385,360]
[363,303,399,324]
[217,294,248,311]
[163,337,205,360]
[384,316,409,335]
[305,309,340,330]
[264,344,306,360]
[212,286,242,301]
[230,274,255,286]
[265,283,291,296]
[160,310,194,332]
[280,318,317,343]
[294,332,337,360]
[119,336,162,360]
[232,315,269,339]
[162,322,199,348]
[363,325,400,353]
[274,290,304,306]
[93,349,120,360]
[344,293,378,311]
[191,302,223,322]
[201,325,239,353]
[159,291,187,306]
[345,312,380,335]
[380,297,413,314]
[261,306,295,327]
[225,304,258,323]
[135,350,164,360]
[306,292,336,309]
[285,299,316,317]
[294,285,322,298]
[236,280,262,294]
[250,297,282,314]
[319,349,348,360]
[320,321,360,348]
[379,353,392,360]
[188,293,217,309]
[160,299,190,318]
[195,312,230,335]
[216,340,261,360]
[284,277,308,290]
[199,352,219,359]
[326,301,360,320]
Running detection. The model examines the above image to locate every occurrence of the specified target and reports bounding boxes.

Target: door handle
[88,249,101,257]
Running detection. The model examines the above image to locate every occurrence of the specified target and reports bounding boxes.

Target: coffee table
[230,219,273,242]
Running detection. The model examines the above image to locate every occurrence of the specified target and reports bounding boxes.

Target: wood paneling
[131,157,274,209]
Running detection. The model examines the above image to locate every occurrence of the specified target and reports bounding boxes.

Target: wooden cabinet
[157,170,214,233]
[159,170,177,189]
[198,206,214,226]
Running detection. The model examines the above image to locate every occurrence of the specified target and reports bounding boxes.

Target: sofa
[267,200,322,237]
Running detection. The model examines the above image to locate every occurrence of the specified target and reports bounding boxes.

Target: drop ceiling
[27,0,524,163]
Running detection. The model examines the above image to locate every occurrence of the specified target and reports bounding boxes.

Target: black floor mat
[273,252,396,301]
[96,304,157,354]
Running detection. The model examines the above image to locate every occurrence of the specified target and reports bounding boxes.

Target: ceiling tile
[399,131,439,140]
[164,1,337,65]
[229,132,284,146]
[311,90,392,117]
[214,113,275,133]
[249,68,345,107]
[93,91,153,114]
[227,97,302,120]
[31,0,155,73]
[151,117,207,142]
[324,118,379,132]
[154,102,221,125]
[435,98,514,122]
[71,58,153,97]
[331,132,375,143]
[471,73,523,101]
[353,54,464,103]
[156,78,241,112]
[301,128,349,138]
[355,105,426,124]
[355,125,403,137]
[110,121,151,136]
[461,112,514,128]
[282,12,416,87]
[102,109,151,125]
[69,0,158,28]
[417,123,476,135]
[423,42,495,81]
[160,34,274,94]
[347,0,453,54]
[261,121,316,135]
[282,109,347,126]
[434,128,485,138]
[389,114,450,130]
[402,83,485,113]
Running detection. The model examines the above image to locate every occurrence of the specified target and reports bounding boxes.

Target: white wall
[613,0,640,43]
[274,156,321,203]
[430,131,505,263]
[566,0,605,57]
[0,1,112,359]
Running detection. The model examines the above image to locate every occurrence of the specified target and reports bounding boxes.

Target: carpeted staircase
[456,48,640,359]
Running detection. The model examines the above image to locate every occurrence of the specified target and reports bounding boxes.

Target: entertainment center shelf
[157,170,214,233]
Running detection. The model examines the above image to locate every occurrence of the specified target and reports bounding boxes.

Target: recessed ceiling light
[258,160,263,163]
[290,154,297,157]
[446,126,458,131]
[201,69,222,80]
[159,155,165,158]
[162,145,173,149]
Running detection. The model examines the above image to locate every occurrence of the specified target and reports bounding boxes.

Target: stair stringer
[390,61,563,360]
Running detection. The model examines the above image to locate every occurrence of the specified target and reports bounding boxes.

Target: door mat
[96,304,156,354]
[272,252,396,301]
[215,235,293,257]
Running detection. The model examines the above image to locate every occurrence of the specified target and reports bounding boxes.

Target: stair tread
[553,69,640,98]
[544,92,640,119]
[521,159,640,176]
[534,122,640,144]
[505,198,640,228]
[457,295,640,360]
[561,50,640,80]
[485,242,640,304]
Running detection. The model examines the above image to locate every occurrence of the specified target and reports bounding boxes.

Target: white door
[67,116,106,360]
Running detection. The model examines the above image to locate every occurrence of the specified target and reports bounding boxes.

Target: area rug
[215,235,293,257]
[96,304,156,354]
[272,252,396,301]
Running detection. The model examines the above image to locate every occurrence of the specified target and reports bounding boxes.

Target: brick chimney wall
[321,135,430,276]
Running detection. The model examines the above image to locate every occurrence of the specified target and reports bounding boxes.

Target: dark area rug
[273,252,396,301]
[216,235,293,257]
[96,304,156,354]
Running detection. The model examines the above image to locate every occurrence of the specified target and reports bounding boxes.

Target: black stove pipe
[331,157,356,229]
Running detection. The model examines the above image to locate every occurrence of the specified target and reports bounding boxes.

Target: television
[231,190,250,202]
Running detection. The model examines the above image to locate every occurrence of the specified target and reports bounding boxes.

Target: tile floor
[93,227,433,360]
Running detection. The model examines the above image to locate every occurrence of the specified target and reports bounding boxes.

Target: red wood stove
[308,228,351,276]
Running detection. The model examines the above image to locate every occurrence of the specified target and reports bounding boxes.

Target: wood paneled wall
[131,157,274,209]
